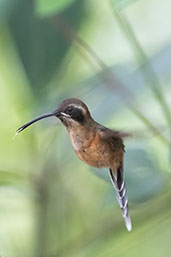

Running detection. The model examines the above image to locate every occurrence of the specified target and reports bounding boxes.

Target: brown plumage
[17,98,132,231]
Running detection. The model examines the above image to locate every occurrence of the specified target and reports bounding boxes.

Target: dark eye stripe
[71,108,84,122]
[64,105,85,123]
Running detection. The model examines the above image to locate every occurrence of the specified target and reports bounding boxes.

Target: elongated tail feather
[109,168,132,231]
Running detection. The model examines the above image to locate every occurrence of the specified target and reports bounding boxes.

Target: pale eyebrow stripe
[68,104,86,114]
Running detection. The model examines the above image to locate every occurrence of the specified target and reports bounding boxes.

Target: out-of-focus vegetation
[0,0,171,256]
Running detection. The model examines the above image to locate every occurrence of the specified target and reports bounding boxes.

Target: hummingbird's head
[16,98,92,134]
[56,98,92,128]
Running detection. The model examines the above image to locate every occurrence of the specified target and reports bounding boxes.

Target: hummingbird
[17,98,132,231]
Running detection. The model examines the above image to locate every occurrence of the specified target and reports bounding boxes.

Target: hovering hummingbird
[17,98,132,231]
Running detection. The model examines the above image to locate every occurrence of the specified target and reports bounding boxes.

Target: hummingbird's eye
[65,106,74,115]
[64,106,84,122]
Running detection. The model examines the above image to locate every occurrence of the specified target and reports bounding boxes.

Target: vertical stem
[34,172,49,257]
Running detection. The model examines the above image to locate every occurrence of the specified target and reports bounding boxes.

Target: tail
[109,167,132,231]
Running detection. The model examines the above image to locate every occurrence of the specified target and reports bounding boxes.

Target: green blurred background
[0,0,171,256]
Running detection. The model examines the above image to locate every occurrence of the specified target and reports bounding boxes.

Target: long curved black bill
[16,112,56,134]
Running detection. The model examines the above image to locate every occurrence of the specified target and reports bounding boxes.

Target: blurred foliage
[0,0,171,257]
[8,0,87,97]
[35,0,78,17]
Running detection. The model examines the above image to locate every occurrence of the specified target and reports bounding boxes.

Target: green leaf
[0,170,28,185]
[35,0,77,17]
[124,148,167,202]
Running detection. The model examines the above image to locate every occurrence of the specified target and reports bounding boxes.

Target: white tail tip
[124,215,132,231]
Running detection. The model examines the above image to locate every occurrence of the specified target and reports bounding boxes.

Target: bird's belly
[74,139,111,168]
[69,130,119,168]
[75,148,109,168]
